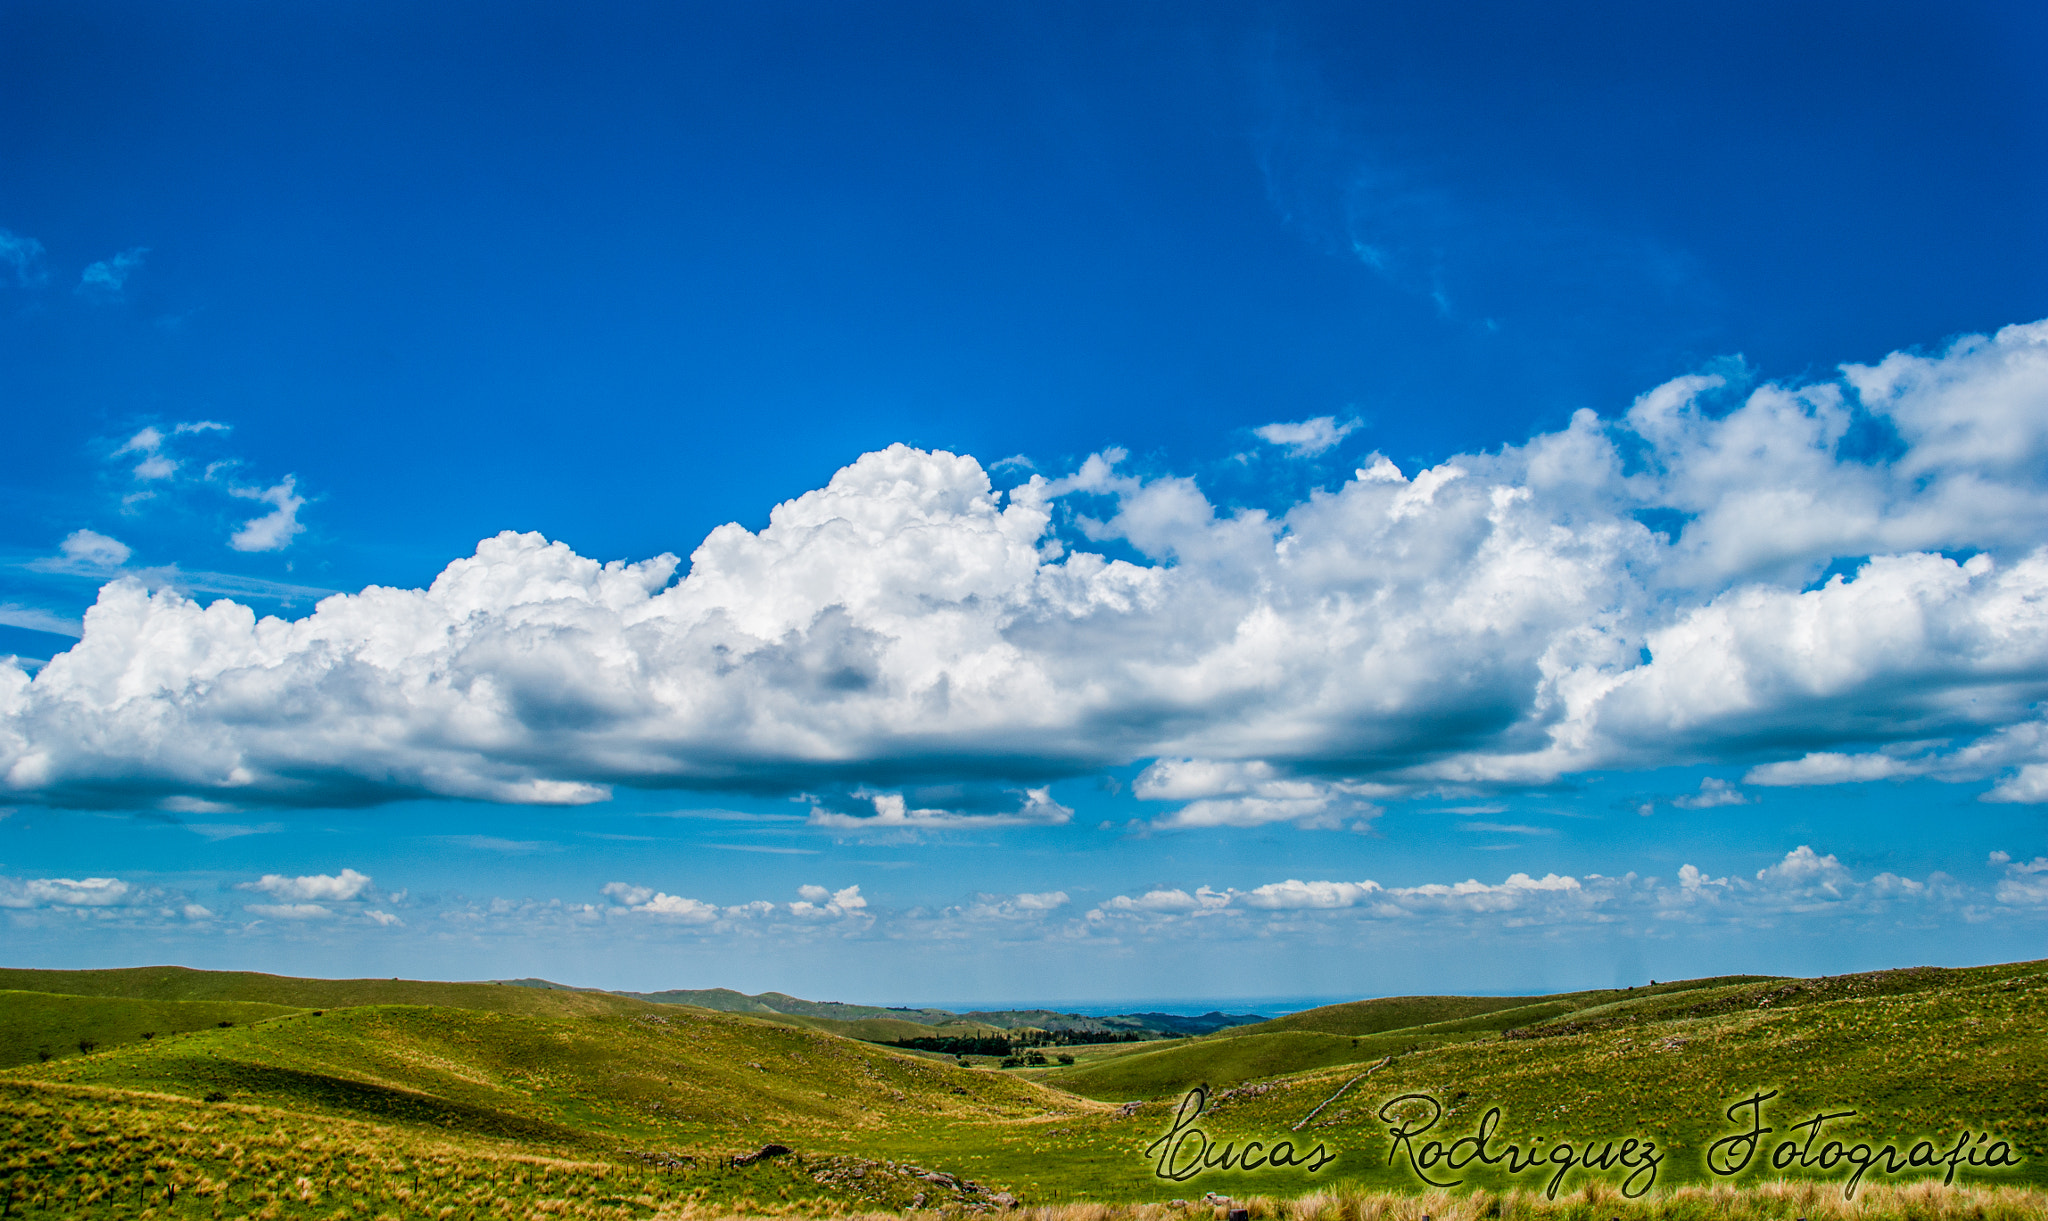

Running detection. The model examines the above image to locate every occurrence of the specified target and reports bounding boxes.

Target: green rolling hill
[1,959,2042,1217]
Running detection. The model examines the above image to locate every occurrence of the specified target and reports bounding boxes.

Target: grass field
[2,960,2042,1216]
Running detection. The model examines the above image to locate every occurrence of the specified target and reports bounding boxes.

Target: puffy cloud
[56,530,132,570]
[1253,415,1359,457]
[238,868,372,902]
[1095,886,1233,916]
[599,882,655,907]
[1990,852,2048,907]
[1753,844,1852,898]
[1135,759,1386,828]
[3,322,2048,813]
[1237,878,1383,909]
[119,428,179,480]
[598,880,862,925]
[0,876,132,907]
[601,882,720,921]
[0,873,218,925]
[791,883,868,920]
[1984,764,2048,804]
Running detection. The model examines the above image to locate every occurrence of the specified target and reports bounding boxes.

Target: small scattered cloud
[953,890,1071,921]
[790,883,868,920]
[90,421,315,554]
[1991,851,2048,906]
[237,868,372,903]
[1252,415,1360,457]
[598,879,860,926]
[0,876,132,907]
[1459,821,1553,835]
[76,247,148,301]
[244,903,336,920]
[707,843,821,855]
[808,787,1072,831]
[1673,777,1752,808]
[118,428,177,479]
[50,529,132,572]
[227,476,307,552]
[435,835,561,854]
[1136,759,1385,830]
[1099,886,1234,915]
[1088,845,1953,932]
[185,822,282,841]
[0,227,48,286]
[0,872,216,924]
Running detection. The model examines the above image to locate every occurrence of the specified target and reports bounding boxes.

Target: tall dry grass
[649,1182,2048,1221]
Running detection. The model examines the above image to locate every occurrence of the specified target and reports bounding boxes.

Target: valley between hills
[2,959,2044,1219]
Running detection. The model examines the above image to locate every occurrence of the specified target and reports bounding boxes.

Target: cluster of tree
[889,1035,1015,1056]
[997,1051,1076,1068]
[1012,1028,1149,1047]
[889,1029,1149,1056]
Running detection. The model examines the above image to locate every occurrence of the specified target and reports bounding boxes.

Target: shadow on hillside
[215,1064,586,1144]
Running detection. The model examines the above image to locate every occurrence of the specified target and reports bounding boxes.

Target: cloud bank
[4,320,2047,817]
[11,847,2028,947]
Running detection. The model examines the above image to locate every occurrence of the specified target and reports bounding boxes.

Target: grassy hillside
[1040,977,1788,1100]
[1238,977,1780,1039]
[8,1080,2031,1221]
[1043,1031,1427,1101]
[1111,961,2048,1199]
[9,1002,1065,1147]
[0,990,303,1070]
[3,959,2043,1215]
[0,965,660,1019]
[534,980,1253,1039]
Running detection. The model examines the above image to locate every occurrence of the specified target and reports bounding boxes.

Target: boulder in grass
[732,1143,793,1167]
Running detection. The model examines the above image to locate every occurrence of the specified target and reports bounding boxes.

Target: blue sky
[3,0,2046,1005]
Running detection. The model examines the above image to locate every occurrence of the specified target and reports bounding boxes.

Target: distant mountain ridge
[493,979,1266,1037]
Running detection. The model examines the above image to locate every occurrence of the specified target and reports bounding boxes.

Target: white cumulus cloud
[0,876,133,907]
[3,321,2048,813]
[54,530,132,570]
[238,868,372,902]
